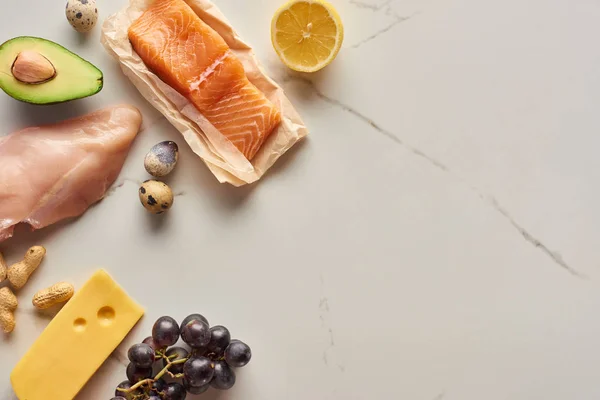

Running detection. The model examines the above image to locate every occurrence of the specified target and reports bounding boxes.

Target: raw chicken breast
[0,105,142,242]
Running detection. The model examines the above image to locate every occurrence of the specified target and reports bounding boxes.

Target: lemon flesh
[271,0,344,73]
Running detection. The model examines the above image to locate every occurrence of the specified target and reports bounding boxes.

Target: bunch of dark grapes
[111,314,252,400]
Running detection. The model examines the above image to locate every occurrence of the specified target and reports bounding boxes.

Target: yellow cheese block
[11,269,144,400]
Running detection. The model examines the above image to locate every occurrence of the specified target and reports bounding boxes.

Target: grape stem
[118,357,189,393]
[154,357,187,381]
[165,369,185,379]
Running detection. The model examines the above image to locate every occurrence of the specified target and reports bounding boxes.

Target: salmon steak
[0,105,142,242]
[128,0,281,161]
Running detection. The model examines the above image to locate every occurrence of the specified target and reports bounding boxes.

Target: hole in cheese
[97,306,115,326]
[73,318,87,332]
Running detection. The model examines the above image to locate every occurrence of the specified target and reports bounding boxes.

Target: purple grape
[114,380,142,399]
[183,356,214,387]
[152,316,180,347]
[163,346,189,374]
[211,360,236,390]
[127,343,154,368]
[183,378,210,395]
[150,378,167,395]
[142,336,159,352]
[126,362,153,383]
[115,380,131,394]
[190,346,207,357]
[181,313,209,327]
[206,325,231,355]
[224,340,252,367]
[181,319,211,348]
[163,382,187,400]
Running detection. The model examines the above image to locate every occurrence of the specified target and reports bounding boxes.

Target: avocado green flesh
[0,36,103,105]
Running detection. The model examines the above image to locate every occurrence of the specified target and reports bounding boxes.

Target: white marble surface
[1,0,600,399]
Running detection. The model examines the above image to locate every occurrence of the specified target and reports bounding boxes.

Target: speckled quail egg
[66,0,98,33]
[144,141,179,178]
[139,180,174,214]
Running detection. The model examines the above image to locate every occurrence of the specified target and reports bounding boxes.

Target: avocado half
[0,36,103,105]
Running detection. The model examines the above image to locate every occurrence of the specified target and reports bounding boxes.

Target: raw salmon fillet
[0,105,142,242]
[128,0,281,161]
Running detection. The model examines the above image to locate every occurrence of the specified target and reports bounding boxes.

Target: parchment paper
[101,0,308,186]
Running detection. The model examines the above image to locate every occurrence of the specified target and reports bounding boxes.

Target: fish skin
[128,0,281,161]
[0,105,142,242]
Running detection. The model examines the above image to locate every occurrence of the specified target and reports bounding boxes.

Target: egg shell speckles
[65,0,98,33]
[144,141,179,178]
[139,180,174,214]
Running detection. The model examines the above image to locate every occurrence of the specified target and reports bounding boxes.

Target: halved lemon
[271,0,344,73]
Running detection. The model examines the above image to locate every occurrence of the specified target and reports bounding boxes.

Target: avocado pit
[11,51,56,84]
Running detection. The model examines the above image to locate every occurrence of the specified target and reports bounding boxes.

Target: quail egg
[66,0,98,33]
[139,180,174,214]
[144,141,179,178]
